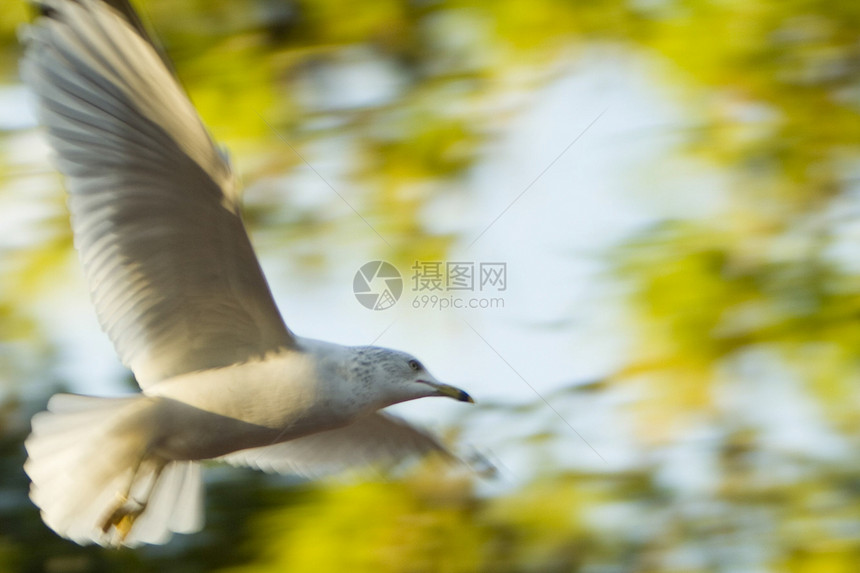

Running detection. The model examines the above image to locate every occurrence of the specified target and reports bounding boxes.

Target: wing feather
[22,0,296,386]
[219,413,453,477]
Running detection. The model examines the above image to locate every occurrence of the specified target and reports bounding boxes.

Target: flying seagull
[21,0,474,547]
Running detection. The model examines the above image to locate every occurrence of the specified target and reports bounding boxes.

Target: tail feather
[128,462,203,545]
[25,393,204,547]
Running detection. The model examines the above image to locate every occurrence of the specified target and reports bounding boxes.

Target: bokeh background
[2,0,860,571]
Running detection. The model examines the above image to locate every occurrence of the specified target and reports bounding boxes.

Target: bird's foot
[101,493,146,542]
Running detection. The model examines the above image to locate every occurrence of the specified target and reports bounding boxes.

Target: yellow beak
[430,382,474,403]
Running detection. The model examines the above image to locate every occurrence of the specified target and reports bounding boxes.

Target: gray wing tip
[33,0,64,18]
[23,0,168,69]
[28,0,88,24]
[27,0,119,20]
[18,1,85,56]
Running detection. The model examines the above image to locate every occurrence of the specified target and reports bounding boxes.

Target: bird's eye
[408,359,422,371]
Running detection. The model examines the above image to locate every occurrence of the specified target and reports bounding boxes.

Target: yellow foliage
[784,546,860,573]
[304,0,407,45]
[226,479,487,573]
[3,0,860,570]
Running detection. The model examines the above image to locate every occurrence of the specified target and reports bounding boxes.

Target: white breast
[144,352,322,430]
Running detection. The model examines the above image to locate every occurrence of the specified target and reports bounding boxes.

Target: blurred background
[2,0,860,571]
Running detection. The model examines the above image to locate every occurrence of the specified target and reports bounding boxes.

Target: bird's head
[347,346,474,410]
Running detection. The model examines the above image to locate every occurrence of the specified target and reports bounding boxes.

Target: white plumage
[22,0,473,547]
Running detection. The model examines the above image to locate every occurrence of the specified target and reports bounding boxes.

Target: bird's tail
[25,393,203,547]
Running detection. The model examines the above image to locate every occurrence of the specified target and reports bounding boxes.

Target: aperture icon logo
[353,261,403,310]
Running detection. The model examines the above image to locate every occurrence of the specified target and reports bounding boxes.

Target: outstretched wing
[218,413,453,477]
[22,0,296,386]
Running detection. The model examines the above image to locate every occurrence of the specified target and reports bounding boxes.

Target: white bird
[21,0,474,547]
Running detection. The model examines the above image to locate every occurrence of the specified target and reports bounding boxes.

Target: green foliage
[1,0,860,571]
[227,477,486,573]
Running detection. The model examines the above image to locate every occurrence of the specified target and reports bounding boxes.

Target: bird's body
[21,0,474,547]
[148,346,341,452]
[143,340,420,459]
